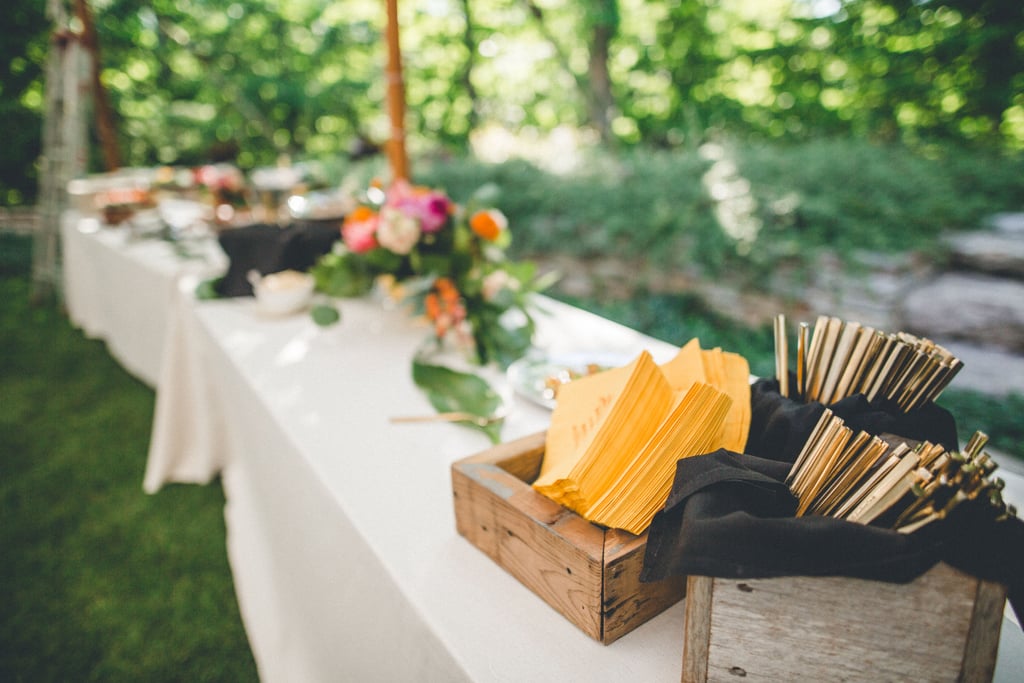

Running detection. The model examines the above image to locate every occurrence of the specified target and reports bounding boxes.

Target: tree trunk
[586,0,618,143]
[456,0,480,137]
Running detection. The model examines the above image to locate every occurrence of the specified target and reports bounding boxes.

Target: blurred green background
[5,1,1022,281]
[4,0,1023,204]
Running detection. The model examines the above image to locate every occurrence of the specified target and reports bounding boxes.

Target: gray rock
[931,339,1024,397]
[984,212,1024,235]
[900,273,1024,353]
[945,230,1024,278]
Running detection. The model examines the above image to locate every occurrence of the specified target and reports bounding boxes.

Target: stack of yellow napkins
[533,339,751,535]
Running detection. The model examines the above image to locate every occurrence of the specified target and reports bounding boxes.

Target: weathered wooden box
[451,431,687,644]
[682,562,1007,682]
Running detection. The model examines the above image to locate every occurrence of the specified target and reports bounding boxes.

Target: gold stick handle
[774,314,789,397]
[390,412,503,427]
[797,322,809,399]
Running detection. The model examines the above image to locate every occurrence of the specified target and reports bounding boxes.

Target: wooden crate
[683,562,1006,682]
[451,431,687,644]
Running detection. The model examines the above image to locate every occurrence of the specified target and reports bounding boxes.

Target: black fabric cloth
[641,379,1022,627]
[640,449,1024,627]
[215,221,339,297]
[745,377,959,463]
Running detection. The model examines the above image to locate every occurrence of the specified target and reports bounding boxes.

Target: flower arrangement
[193,163,249,207]
[150,163,251,225]
[311,180,548,368]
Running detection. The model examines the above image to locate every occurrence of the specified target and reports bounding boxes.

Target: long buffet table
[62,212,1024,682]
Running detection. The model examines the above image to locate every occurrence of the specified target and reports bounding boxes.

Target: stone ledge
[933,339,1024,398]
[900,273,1024,354]
[945,231,1024,279]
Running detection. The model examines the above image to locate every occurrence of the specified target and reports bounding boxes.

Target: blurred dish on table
[506,351,632,409]
[249,269,316,316]
[287,191,352,222]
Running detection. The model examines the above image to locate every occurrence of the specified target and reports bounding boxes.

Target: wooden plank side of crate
[682,575,714,683]
[705,564,975,682]
[454,430,547,483]
[451,434,606,640]
[682,562,1006,683]
[961,576,1009,682]
[602,528,687,644]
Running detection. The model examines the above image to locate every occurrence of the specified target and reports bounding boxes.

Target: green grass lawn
[0,267,258,681]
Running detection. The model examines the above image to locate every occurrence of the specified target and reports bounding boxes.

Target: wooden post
[74,0,121,171]
[385,0,409,182]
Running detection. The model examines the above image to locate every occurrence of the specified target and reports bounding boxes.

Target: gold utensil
[390,411,507,427]
[774,314,789,397]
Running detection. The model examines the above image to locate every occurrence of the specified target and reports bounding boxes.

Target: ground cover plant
[415,140,1024,281]
[0,239,258,682]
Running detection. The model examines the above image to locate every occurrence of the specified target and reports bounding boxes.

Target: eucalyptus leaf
[311,302,341,326]
[195,277,222,300]
[411,357,505,443]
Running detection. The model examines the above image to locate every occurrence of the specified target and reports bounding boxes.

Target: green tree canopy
[2,0,1022,204]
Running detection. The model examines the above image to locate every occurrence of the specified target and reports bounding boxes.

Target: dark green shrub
[413,141,1024,283]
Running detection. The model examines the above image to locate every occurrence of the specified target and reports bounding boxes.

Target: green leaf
[364,248,404,272]
[310,251,375,297]
[195,278,222,300]
[310,302,341,326]
[411,355,505,443]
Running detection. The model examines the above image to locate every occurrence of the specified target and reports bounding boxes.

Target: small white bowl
[250,269,315,316]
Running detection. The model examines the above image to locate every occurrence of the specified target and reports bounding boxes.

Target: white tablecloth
[62,212,1023,681]
[61,211,227,387]
[148,293,693,681]
[145,292,1024,682]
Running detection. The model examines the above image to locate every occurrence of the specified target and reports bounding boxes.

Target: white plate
[287,191,352,221]
[506,351,633,409]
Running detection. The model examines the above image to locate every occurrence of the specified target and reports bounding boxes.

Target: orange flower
[425,278,466,338]
[435,277,457,299]
[346,205,377,224]
[469,209,507,241]
[424,292,441,320]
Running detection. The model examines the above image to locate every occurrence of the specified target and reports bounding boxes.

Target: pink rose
[342,209,379,253]
[417,193,450,233]
[385,181,450,234]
